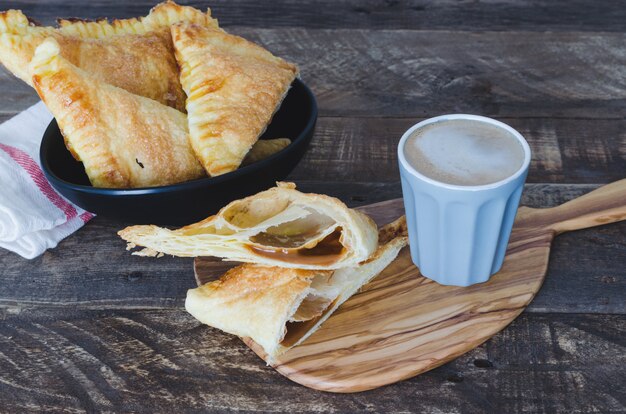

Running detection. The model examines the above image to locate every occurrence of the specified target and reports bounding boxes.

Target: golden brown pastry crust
[0,9,29,33]
[31,38,205,188]
[55,31,186,110]
[0,9,187,110]
[0,9,51,35]
[242,138,291,166]
[171,22,298,176]
[0,10,53,82]
[119,182,379,269]
[0,2,219,110]
[0,32,44,84]
[185,217,408,362]
[57,1,219,38]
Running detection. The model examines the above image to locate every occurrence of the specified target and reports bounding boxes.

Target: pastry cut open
[171,22,298,176]
[119,182,379,269]
[31,38,205,188]
[185,217,408,362]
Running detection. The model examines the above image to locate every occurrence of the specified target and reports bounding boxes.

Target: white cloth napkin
[0,102,94,259]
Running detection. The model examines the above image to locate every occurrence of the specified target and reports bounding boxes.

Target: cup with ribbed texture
[398,114,531,286]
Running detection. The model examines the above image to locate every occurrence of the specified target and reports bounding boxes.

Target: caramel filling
[248,229,345,266]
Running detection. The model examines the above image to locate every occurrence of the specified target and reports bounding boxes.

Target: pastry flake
[172,22,298,176]
[31,38,205,188]
[118,182,379,269]
[185,217,408,362]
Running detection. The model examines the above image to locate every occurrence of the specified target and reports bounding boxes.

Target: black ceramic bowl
[40,79,317,225]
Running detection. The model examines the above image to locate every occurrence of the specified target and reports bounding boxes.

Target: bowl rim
[39,78,317,196]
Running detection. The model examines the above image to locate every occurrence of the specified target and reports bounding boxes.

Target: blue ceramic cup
[398,114,531,286]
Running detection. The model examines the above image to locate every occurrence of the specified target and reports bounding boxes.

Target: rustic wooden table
[1,1,625,412]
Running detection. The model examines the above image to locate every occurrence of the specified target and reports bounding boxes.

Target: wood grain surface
[1,184,623,314]
[0,0,624,411]
[0,308,622,413]
[4,29,626,120]
[3,0,626,31]
[194,180,626,392]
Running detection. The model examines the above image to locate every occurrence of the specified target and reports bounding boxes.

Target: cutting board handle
[532,179,626,234]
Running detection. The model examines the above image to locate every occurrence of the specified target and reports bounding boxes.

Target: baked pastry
[0,9,51,35]
[57,1,218,38]
[242,138,291,166]
[0,2,219,110]
[118,182,379,269]
[0,12,199,110]
[31,38,205,188]
[171,22,298,176]
[185,217,408,362]
[0,10,54,82]
[56,31,186,110]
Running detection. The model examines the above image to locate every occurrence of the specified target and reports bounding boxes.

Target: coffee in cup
[398,114,531,286]
[403,118,526,186]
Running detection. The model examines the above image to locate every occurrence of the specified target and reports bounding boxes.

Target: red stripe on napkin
[80,211,94,223]
[0,143,80,221]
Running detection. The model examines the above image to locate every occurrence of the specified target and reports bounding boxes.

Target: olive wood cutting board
[194,179,626,393]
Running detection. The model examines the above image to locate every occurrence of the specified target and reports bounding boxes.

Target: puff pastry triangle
[185,217,408,362]
[0,9,190,110]
[30,38,205,188]
[171,22,298,176]
[119,182,379,269]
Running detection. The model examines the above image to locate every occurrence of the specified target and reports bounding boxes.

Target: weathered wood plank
[3,0,626,32]
[3,29,626,119]
[0,111,623,184]
[287,117,626,184]
[0,183,623,314]
[0,0,621,410]
[217,181,626,392]
[0,309,622,412]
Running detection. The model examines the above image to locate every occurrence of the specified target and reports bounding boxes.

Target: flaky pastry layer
[31,38,205,188]
[172,22,298,176]
[119,182,379,269]
[185,217,408,362]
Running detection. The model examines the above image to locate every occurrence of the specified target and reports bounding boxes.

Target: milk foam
[403,119,525,186]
